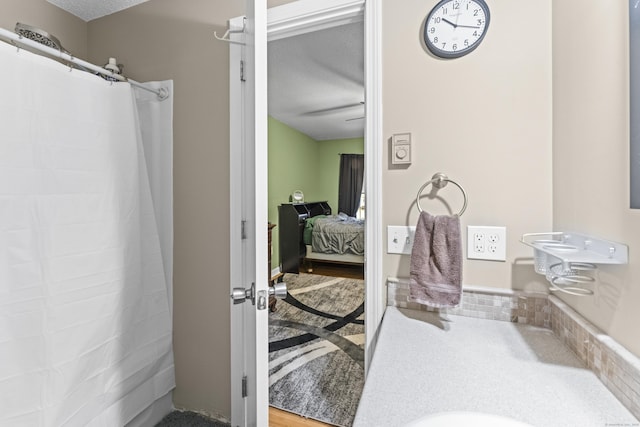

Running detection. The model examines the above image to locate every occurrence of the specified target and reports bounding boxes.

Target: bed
[303,213,365,265]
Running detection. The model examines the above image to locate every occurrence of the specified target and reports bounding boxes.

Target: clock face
[424,0,490,59]
[292,190,304,203]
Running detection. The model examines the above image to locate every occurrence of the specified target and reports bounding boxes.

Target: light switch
[392,133,411,165]
[387,225,416,254]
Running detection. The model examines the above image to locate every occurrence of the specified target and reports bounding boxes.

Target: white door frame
[362,0,384,369]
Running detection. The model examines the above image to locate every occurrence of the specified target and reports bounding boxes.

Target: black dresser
[278,201,331,273]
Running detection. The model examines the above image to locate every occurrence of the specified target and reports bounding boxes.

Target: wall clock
[292,190,304,203]
[424,0,490,59]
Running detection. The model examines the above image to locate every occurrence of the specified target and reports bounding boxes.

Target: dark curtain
[338,154,365,217]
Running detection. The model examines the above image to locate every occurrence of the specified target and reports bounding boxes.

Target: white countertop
[354,307,638,427]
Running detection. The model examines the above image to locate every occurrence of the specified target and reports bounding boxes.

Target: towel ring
[416,172,468,216]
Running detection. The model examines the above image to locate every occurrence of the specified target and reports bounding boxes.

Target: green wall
[268,117,319,271]
[268,116,364,272]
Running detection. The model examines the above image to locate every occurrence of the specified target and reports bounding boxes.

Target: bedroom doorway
[228,0,383,424]
[266,7,366,426]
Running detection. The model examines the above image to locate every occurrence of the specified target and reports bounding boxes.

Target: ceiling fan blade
[305,101,364,116]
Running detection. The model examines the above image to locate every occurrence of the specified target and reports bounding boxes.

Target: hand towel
[409,211,462,308]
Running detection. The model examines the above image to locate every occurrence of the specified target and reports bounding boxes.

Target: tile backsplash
[550,296,640,420]
[386,278,640,421]
[386,278,550,327]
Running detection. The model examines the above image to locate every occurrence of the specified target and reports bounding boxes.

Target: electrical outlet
[473,232,485,252]
[467,226,506,261]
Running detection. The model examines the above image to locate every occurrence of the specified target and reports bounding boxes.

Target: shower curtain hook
[213,29,246,46]
[214,18,247,46]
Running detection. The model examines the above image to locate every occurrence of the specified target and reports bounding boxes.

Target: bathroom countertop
[354,307,639,427]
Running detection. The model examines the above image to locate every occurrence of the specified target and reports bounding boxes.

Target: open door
[229,0,270,426]
[229,1,383,425]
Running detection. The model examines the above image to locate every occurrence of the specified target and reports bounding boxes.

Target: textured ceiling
[47,0,150,21]
[269,22,364,141]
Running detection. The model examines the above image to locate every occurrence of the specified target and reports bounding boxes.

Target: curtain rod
[0,27,169,101]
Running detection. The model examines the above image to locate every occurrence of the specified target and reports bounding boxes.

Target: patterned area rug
[269,273,365,427]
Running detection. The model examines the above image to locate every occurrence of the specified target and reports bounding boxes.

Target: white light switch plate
[387,225,416,254]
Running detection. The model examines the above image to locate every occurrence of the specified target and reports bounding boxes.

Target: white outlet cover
[467,225,507,261]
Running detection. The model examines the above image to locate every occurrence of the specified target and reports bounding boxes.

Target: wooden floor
[303,261,364,280]
[269,407,333,427]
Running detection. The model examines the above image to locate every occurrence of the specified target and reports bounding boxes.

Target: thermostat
[392,133,411,165]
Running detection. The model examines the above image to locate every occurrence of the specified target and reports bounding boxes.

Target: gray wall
[553,0,640,358]
[88,0,244,418]
[88,0,295,418]
[382,0,553,292]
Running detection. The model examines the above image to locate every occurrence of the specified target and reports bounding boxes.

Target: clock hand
[457,24,480,29]
[442,18,457,28]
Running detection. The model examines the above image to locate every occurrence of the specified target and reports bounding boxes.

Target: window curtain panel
[338,154,365,217]
[0,40,174,426]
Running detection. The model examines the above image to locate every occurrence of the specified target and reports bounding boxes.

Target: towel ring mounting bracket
[416,172,468,216]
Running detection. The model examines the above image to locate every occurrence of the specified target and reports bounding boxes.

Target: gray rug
[269,273,365,426]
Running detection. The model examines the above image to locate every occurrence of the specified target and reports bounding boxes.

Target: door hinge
[241,220,247,240]
[240,60,246,82]
[242,375,248,398]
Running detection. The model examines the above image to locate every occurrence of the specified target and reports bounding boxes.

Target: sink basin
[404,411,534,427]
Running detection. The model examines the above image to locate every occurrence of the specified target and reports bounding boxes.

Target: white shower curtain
[0,40,174,427]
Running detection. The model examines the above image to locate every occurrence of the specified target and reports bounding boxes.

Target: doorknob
[268,281,287,299]
[231,282,287,309]
[231,283,255,305]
